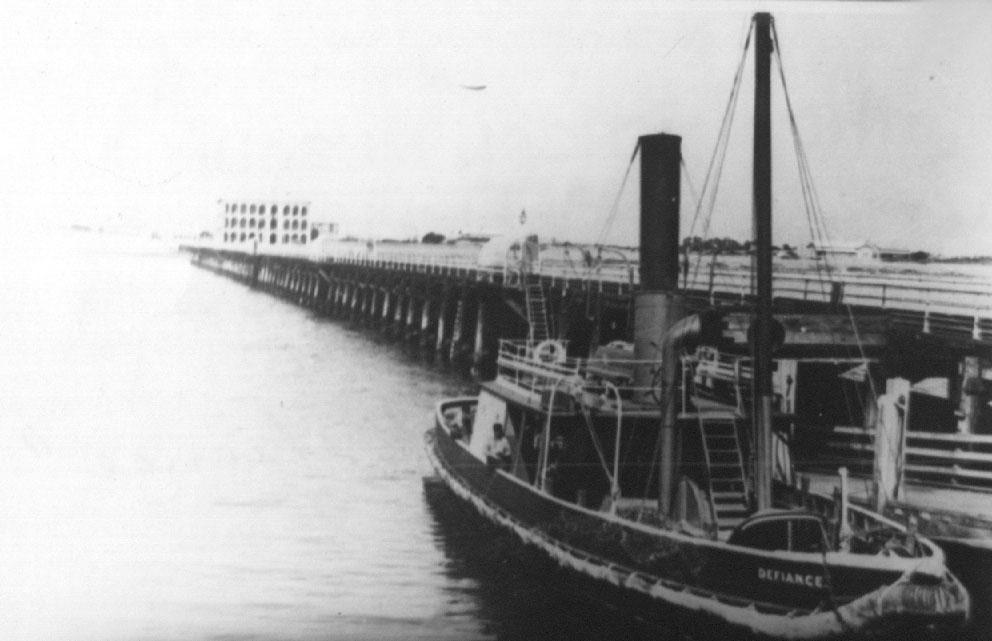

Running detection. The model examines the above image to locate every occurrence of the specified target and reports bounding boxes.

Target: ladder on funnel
[698,411,749,536]
[525,283,550,343]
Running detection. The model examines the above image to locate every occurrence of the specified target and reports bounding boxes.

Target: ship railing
[496,339,582,397]
[496,339,667,409]
[685,347,753,383]
[820,425,992,491]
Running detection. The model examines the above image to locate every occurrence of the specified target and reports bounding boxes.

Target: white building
[217,200,338,247]
[805,241,916,263]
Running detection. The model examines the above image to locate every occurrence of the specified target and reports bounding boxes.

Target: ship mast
[751,12,774,512]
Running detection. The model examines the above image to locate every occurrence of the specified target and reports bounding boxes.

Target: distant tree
[909,251,930,262]
[681,236,706,252]
[720,237,743,253]
[421,232,446,244]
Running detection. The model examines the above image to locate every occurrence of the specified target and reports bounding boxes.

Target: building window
[249,204,256,214]
[240,203,246,213]
[300,236,307,245]
[270,218,277,229]
[240,232,246,241]
[283,205,290,215]
[301,220,307,230]
[240,218,247,228]
[283,220,290,230]
[249,218,255,228]
[249,232,255,240]
[291,220,298,230]
[301,206,307,217]
[292,205,298,216]
[283,234,289,243]
[270,233,277,244]
[310,228,318,241]
[270,204,277,215]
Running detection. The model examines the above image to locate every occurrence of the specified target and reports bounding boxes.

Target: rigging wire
[770,22,835,297]
[771,21,878,492]
[593,141,642,249]
[685,20,755,289]
[679,155,701,288]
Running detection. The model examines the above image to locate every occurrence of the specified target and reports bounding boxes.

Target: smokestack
[633,132,684,517]
[638,133,682,291]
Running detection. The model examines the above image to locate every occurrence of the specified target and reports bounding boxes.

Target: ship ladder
[525,283,551,343]
[698,411,750,537]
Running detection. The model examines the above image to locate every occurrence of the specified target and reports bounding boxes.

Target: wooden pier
[180,240,992,479]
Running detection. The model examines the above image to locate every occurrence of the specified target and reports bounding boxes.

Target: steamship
[424,13,969,639]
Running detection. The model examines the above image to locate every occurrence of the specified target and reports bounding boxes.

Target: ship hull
[426,420,968,639]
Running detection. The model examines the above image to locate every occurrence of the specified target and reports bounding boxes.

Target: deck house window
[728,515,827,553]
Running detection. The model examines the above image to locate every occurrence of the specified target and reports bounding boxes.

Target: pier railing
[184,239,992,343]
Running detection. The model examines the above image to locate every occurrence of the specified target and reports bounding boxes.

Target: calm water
[0,237,670,641]
[5,236,988,641]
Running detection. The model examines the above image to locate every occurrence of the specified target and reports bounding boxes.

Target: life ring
[534,339,567,364]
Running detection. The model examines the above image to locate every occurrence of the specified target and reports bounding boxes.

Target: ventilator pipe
[661,309,725,352]
[660,310,785,354]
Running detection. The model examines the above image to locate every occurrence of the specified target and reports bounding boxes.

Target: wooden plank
[906,447,992,464]
[904,464,992,481]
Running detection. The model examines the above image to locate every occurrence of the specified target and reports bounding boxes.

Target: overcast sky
[2,1,990,254]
